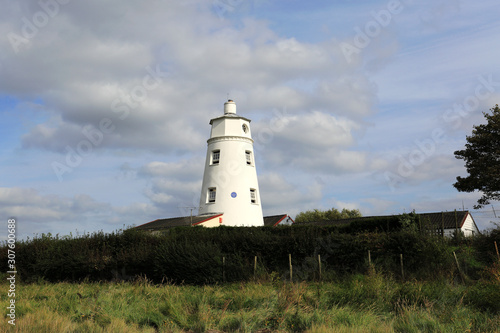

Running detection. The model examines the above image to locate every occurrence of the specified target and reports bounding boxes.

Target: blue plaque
[231,192,237,198]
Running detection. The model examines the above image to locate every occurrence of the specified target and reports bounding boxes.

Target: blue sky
[1,0,500,240]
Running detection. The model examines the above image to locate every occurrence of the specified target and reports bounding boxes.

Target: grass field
[2,272,500,333]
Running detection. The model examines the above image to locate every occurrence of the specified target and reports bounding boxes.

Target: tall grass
[1,274,499,332]
[1,225,499,331]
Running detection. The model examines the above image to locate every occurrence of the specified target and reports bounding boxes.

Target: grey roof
[299,211,477,230]
[263,214,291,227]
[135,211,477,232]
[418,211,472,229]
[136,214,292,230]
[209,114,251,125]
[135,213,222,231]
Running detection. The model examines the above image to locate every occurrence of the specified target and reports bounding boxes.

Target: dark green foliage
[2,228,160,283]
[469,227,500,265]
[454,104,500,208]
[154,238,224,284]
[341,215,403,233]
[295,207,362,223]
[465,281,500,313]
[1,220,499,285]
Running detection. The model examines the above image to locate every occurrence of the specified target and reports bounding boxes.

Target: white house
[263,214,295,227]
[300,211,480,237]
[418,211,480,237]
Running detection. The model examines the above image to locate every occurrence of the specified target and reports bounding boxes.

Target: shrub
[2,224,499,284]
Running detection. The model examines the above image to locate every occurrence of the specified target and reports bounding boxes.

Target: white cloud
[0,186,167,240]
[255,111,371,174]
[140,160,203,180]
[361,197,397,215]
[0,187,106,219]
[1,0,499,236]
[0,187,112,239]
[259,172,322,216]
[138,159,204,216]
[2,0,380,158]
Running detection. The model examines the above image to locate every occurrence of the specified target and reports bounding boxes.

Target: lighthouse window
[245,151,252,165]
[208,188,216,203]
[211,150,220,165]
[250,188,257,204]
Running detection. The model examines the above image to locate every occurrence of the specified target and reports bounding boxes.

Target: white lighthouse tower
[198,100,264,227]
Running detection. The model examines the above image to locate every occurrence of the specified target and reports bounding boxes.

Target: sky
[1,0,500,240]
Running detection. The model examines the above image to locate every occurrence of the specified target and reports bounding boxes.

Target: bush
[2,224,499,284]
[466,281,500,313]
[154,239,223,284]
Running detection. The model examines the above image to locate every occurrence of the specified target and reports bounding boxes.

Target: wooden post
[368,250,372,267]
[495,241,500,262]
[254,256,257,280]
[318,254,322,281]
[222,256,226,283]
[453,251,465,283]
[289,253,293,282]
[400,253,405,281]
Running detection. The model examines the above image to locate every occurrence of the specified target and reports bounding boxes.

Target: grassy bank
[1,274,499,332]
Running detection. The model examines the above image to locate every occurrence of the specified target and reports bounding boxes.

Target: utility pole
[179,206,199,226]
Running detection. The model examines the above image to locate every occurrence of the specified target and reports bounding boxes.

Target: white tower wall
[199,100,264,227]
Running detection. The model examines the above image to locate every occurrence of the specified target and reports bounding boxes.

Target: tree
[295,207,362,223]
[454,104,500,208]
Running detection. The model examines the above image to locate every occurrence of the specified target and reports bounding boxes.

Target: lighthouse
[198,100,264,227]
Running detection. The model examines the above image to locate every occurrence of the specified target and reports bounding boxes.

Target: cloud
[326,198,360,212]
[1,0,379,159]
[360,197,397,215]
[0,187,112,239]
[255,111,372,174]
[0,186,166,240]
[2,0,498,237]
[139,160,203,181]
[138,159,203,216]
[0,187,108,220]
[381,151,466,192]
[259,172,322,216]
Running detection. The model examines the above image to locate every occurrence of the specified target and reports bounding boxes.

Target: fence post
[222,256,226,283]
[400,253,405,281]
[495,241,500,262]
[368,250,375,274]
[318,254,322,281]
[254,256,257,280]
[289,253,293,282]
[453,251,465,283]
